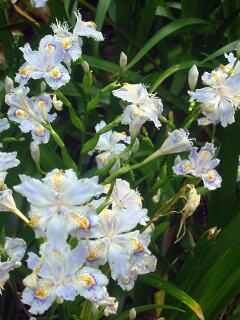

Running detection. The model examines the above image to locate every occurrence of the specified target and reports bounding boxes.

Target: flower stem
[13,208,30,225]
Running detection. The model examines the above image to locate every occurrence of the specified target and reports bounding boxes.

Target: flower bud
[132,138,139,153]
[53,95,63,111]
[56,297,64,304]
[236,42,240,60]
[82,61,90,73]
[30,142,40,166]
[41,109,49,123]
[158,129,192,156]
[188,65,199,91]
[4,77,13,93]
[23,273,38,289]
[129,308,136,319]
[120,52,128,70]
[40,81,47,92]
[152,189,161,203]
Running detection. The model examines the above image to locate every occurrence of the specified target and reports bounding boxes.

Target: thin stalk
[95,182,115,214]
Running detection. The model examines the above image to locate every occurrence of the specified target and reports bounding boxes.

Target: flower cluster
[16,12,103,90]
[10,171,155,315]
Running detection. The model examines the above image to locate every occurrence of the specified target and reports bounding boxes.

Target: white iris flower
[79,179,156,290]
[22,241,110,315]
[112,83,163,136]
[189,53,240,127]
[89,121,131,172]
[14,169,103,238]
[16,35,70,90]
[173,143,222,190]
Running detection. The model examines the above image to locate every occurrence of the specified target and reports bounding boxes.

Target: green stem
[160,115,175,129]
[95,182,115,214]
[183,105,201,129]
[56,90,84,132]
[48,125,79,172]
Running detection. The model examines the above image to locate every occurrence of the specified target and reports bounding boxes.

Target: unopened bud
[14,261,22,267]
[23,273,38,289]
[236,43,240,60]
[129,308,136,319]
[41,109,49,122]
[56,297,64,304]
[4,77,13,93]
[152,189,161,204]
[53,95,63,111]
[188,65,199,91]
[40,81,47,92]
[30,142,40,165]
[120,52,127,69]
[82,61,90,73]
[132,138,139,153]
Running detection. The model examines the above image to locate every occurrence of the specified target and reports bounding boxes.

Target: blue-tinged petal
[117,274,136,291]
[85,239,108,267]
[39,35,65,65]
[0,118,10,133]
[34,93,52,113]
[67,241,87,271]
[0,151,19,171]
[108,242,130,279]
[201,169,222,190]
[55,285,77,301]
[188,147,201,171]
[225,72,240,93]
[31,126,50,144]
[218,98,235,127]
[4,237,26,260]
[45,64,70,90]
[114,206,148,234]
[64,176,102,205]
[27,252,41,270]
[20,43,43,69]
[73,12,104,41]
[66,38,82,62]
[173,159,192,175]
[188,87,216,103]
[75,267,108,301]
[42,168,78,191]
[14,175,54,206]
[21,287,55,315]
[19,119,34,133]
[15,63,32,85]
[199,143,215,160]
